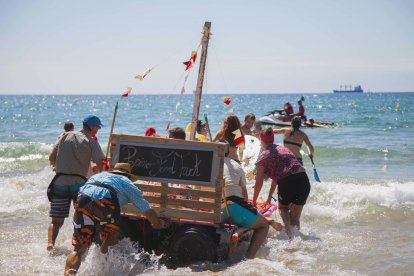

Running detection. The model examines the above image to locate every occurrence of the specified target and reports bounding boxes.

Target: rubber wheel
[169,225,218,267]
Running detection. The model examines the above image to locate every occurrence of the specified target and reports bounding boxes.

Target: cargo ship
[333,85,363,93]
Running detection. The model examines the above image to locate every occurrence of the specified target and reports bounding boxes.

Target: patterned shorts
[72,194,119,247]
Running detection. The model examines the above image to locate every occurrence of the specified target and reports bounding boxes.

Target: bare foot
[47,243,54,252]
[270,221,283,231]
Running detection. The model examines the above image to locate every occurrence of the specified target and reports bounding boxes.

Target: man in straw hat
[64,163,162,276]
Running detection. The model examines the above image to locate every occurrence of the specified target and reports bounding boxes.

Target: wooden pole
[105,99,119,160]
[189,21,211,141]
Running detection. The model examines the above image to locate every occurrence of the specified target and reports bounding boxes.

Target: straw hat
[110,163,138,182]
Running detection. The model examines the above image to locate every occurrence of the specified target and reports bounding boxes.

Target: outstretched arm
[253,165,265,205]
[303,133,314,157]
[49,147,57,167]
[266,179,277,205]
[143,209,161,229]
[272,128,287,135]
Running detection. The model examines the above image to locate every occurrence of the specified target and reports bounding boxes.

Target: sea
[0,92,413,275]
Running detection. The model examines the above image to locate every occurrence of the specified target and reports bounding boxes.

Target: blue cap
[83,114,104,127]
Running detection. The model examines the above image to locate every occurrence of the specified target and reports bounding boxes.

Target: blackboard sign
[112,137,221,187]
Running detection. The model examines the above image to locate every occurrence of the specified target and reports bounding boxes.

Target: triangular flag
[181,87,185,94]
[232,129,244,146]
[191,51,197,63]
[135,67,154,80]
[183,61,192,71]
[121,87,132,97]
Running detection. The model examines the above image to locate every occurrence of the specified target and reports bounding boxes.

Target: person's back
[55,129,102,178]
[223,157,246,199]
[273,116,314,162]
[282,128,306,158]
[256,144,305,182]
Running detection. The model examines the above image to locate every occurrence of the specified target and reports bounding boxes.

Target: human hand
[159,218,171,229]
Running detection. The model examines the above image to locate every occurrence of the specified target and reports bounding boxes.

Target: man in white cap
[47,114,105,251]
[64,163,162,276]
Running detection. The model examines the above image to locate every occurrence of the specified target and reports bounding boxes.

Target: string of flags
[166,48,200,132]
[135,66,155,80]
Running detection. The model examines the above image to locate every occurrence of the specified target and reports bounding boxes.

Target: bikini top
[283,140,302,147]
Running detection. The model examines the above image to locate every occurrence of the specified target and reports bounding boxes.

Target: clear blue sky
[1,0,413,94]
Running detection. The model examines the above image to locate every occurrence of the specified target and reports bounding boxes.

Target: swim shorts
[71,193,119,247]
[277,172,310,206]
[222,197,259,228]
[49,197,72,218]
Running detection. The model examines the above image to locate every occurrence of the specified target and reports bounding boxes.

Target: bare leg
[266,217,283,231]
[47,217,64,251]
[289,204,304,230]
[64,244,88,276]
[100,232,119,254]
[245,215,269,259]
[278,203,292,239]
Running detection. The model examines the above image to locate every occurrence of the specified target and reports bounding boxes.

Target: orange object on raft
[248,200,278,217]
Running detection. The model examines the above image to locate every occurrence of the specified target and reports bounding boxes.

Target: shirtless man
[273,116,314,165]
[241,113,255,136]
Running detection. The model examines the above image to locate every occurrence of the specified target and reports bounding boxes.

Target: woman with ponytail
[253,127,311,238]
[273,116,314,165]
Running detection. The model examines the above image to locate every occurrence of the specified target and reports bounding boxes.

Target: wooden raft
[109,134,226,224]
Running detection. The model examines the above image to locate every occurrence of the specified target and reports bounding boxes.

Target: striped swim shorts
[49,197,73,218]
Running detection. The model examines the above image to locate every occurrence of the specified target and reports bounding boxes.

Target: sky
[0,0,413,95]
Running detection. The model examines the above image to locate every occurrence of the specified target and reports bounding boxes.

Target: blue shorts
[221,202,259,228]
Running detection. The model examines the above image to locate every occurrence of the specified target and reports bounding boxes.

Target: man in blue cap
[47,114,105,252]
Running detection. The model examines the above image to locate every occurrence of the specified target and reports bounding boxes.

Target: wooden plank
[121,204,220,222]
[144,196,217,210]
[135,183,220,199]
[111,133,225,148]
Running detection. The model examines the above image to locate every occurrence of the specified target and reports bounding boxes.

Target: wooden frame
[110,134,226,223]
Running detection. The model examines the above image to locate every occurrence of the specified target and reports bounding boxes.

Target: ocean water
[0,93,413,275]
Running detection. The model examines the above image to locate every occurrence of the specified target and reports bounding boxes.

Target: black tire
[168,225,218,267]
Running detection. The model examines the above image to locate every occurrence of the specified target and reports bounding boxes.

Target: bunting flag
[165,121,170,131]
[183,61,192,71]
[232,129,244,146]
[191,51,197,63]
[181,87,185,94]
[122,87,132,97]
[135,66,154,80]
[182,50,198,71]
[223,96,231,105]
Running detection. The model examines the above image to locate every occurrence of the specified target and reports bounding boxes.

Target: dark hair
[290,116,302,136]
[244,113,256,122]
[83,122,91,131]
[196,120,205,133]
[217,115,244,147]
[168,127,186,140]
[64,122,74,132]
[264,126,273,136]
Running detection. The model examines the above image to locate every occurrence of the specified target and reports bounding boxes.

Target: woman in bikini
[273,116,314,165]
